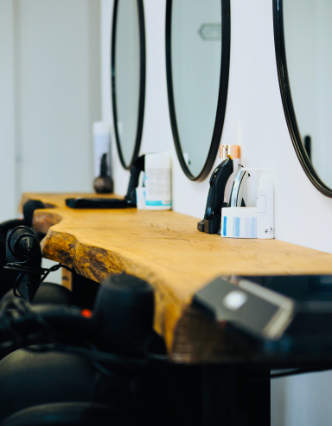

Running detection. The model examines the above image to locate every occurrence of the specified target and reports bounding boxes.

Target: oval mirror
[274,0,332,196]
[166,0,230,180]
[111,0,146,169]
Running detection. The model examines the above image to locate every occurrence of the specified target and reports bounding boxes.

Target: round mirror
[166,0,230,180]
[274,0,332,196]
[111,0,146,169]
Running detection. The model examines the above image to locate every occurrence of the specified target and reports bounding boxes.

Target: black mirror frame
[165,0,231,181]
[111,0,146,170]
[273,0,332,197]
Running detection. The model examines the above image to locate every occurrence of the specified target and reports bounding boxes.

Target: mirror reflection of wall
[167,0,229,180]
[283,0,332,188]
[112,0,145,168]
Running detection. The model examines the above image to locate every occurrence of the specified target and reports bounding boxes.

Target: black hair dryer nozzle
[197,158,233,234]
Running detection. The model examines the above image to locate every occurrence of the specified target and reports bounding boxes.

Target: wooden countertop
[21,193,332,362]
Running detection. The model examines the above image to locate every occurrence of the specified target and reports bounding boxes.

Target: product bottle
[256,174,274,239]
[92,122,113,194]
[144,152,172,210]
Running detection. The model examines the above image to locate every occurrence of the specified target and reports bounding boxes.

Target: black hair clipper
[197,157,233,234]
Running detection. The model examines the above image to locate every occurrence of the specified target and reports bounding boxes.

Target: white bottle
[144,152,172,210]
[256,174,274,239]
[93,122,111,178]
[136,172,147,210]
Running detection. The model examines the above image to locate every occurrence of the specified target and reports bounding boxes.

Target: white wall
[101,0,332,424]
[0,0,101,283]
[0,0,101,222]
[15,0,100,195]
[0,1,17,221]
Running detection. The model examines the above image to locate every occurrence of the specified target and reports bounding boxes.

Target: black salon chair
[31,282,73,305]
[0,274,157,425]
[0,402,124,426]
[0,349,142,425]
[1,282,73,307]
[0,350,96,421]
[0,200,73,307]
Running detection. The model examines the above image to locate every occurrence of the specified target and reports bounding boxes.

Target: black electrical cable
[3,262,73,280]
[40,263,73,282]
[2,262,74,298]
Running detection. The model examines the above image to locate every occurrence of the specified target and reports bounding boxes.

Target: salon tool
[4,226,42,301]
[66,155,145,209]
[0,201,47,300]
[0,273,155,357]
[220,145,242,203]
[229,168,250,207]
[197,151,233,234]
[194,274,332,356]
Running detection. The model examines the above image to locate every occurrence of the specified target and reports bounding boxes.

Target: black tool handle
[124,155,145,206]
[197,158,233,234]
[66,155,145,209]
[65,197,128,209]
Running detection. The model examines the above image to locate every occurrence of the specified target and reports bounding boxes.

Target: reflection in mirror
[274,0,332,196]
[111,0,145,169]
[166,0,230,180]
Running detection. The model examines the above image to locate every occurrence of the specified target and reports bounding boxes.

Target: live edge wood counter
[22,193,332,363]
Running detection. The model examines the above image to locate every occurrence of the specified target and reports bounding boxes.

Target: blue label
[234,217,240,237]
[223,216,227,236]
[145,200,171,207]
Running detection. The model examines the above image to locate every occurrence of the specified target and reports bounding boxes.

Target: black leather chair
[0,350,96,421]
[0,273,156,425]
[0,402,119,426]
[2,282,72,306]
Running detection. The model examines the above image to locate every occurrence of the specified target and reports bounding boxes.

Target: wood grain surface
[21,193,332,362]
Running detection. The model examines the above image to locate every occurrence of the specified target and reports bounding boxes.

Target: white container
[144,152,172,210]
[136,172,147,210]
[222,207,258,238]
[136,187,147,210]
[93,121,111,178]
[256,174,275,239]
